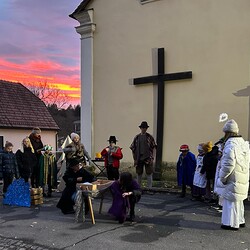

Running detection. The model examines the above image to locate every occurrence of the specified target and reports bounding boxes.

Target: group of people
[0,127,59,197]
[177,119,250,231]
[57,120,156,223]
[56,157,142,223]
[0,124,149,224]
[0,128,45,194]
[2,118,247,229]
[101,121,157,189]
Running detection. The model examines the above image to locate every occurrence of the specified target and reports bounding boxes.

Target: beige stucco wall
[84,0,250,163]
[0,129,57,152]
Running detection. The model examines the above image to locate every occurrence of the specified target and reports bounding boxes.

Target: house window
[140,0,159,5]
[0,136,3,150]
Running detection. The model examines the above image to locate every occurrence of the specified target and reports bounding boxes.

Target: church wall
[86,0,250,163]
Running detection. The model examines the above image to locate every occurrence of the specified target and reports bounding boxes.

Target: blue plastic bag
[3,178,31,207]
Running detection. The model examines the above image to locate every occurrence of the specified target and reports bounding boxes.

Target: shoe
[221,225,238,231]
[197,197,205,202]
[190,197,196,201]
[191,196,203,201]
[208,199,217,204]
[240,223,246,228]
[145,191,154,195]
[126,214,135,222]
[179,194,185,198]
[204,199,211,203]
[118,218,126,224]
[63,210,75,214]
[47,193,52,198]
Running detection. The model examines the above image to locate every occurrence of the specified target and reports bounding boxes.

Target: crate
[30,188,43,195]
[30,188,43,205]
[31,194,43,200]
[31,198,44,205]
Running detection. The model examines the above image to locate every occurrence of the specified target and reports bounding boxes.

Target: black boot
[126,210,135,222]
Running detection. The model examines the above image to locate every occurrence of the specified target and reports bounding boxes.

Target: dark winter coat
[177,151,196,186]
[56,167,95,213]
[0,150,19,179]
[16,147,37,180]
[29,134,43,158]
[200,146,219,180]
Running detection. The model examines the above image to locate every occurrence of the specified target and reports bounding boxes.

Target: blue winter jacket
[0,150,19,179]
[177,151,196,186]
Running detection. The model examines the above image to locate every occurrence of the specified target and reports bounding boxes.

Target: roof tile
[0,80,59,130]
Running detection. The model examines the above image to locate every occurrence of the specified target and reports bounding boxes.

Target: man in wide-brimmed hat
[101,136,123,180]
[130,121,157,188]
[56,158,95,215]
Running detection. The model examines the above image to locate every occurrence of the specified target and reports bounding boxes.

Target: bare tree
[25,80,69,109]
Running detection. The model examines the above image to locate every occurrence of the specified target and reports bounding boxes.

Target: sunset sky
[0,0,82,106]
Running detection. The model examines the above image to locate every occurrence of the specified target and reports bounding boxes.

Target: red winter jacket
[101,146,123,168]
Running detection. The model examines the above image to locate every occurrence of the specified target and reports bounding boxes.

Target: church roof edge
[69,0,93,20]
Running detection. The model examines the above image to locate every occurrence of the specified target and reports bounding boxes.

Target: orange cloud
[0,58,80,106]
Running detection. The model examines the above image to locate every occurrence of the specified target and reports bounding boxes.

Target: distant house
[0,80,59,151]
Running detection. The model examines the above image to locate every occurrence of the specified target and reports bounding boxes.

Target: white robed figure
[57,136,72,192]
[219,119,250,230]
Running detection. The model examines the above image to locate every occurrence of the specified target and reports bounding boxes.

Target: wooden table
[75,180,114,224]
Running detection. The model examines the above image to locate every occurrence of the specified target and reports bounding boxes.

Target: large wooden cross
[132,48,192,172]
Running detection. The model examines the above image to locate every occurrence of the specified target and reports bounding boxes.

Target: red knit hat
[179,144,189,151]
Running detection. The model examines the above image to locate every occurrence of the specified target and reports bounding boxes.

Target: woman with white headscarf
[63,133,91,168]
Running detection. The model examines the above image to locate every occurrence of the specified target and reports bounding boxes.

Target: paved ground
[0,190,250,250]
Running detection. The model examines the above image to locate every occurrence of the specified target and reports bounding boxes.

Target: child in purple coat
[109,172,141,223]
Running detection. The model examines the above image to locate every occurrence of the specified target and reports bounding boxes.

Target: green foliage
[119,161,178,188]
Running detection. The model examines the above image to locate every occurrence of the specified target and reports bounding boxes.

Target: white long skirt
[221,199,245,228]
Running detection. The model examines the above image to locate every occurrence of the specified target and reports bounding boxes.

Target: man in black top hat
[101,136,123,180]
[130,121,157,188]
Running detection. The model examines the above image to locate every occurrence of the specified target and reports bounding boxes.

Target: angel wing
[219,113,228,123]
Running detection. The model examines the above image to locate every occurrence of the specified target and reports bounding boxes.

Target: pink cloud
[0,0,82,106]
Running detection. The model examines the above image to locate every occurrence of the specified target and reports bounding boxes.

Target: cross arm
[133,71,192,85]
[133,75,159,85]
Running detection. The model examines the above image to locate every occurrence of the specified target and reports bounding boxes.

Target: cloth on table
[74,180,114,222]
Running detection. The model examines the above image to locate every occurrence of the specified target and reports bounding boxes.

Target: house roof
[69,0,93,19]
[0,80,59,130]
